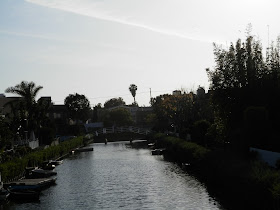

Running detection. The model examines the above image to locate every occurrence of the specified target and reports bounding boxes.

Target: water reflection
[5,141,223,210]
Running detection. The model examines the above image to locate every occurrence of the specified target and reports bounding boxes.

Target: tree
[5,81,43,139]
[92,103,102,122]
[109,108,133,126]
[0,117,13,150]
[129,84,137,103]
[5,81,43,109]
[64,93,91,123]
[104,97,125,109]
[207,32,280,150]
[151,93,194,134]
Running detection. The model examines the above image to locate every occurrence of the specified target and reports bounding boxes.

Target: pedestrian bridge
[94,126,152,136]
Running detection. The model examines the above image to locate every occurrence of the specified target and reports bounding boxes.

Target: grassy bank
[150,133,280,210]
[152,133,209,163]
[0,136,84,182]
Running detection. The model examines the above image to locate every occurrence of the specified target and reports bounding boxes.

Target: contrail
[25,0,214,43]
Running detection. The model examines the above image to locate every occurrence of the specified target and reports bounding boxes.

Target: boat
[30,169,57,178]
[151,148,166,155]
[49,160,63,166]
[41,161,56,170]
[0,173,10,201]
[74,147,94,152]
[25,167,56,178]
[0,187,10,201]
[42,164,56,170]
[148,143,155,148]
[8,188,40,201]
[5,177,57,192]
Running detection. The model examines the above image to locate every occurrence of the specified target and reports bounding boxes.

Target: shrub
[0,136,84,182]
[152,133,209,163]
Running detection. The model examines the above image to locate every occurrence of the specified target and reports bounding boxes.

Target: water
[5,141,223,209]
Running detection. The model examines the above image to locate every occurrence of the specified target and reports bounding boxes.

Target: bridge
[93,126,152,136]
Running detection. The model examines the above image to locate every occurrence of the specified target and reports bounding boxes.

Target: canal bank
[151,133,280,210]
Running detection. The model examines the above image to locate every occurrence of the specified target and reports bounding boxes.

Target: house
[0,94,22,119]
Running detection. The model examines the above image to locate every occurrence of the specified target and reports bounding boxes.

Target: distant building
[0,94,22,119]
[173,90,181,96]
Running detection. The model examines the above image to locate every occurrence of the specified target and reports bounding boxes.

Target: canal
[6,141,224,209]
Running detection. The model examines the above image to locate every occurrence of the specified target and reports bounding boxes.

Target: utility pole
[149,88,152,105]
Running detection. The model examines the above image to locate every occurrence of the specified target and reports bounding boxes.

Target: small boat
[30,169,57,178]
[0,188,10,201]
[43,164,55,170]
[49,160,63,166]
[181,163,191,170]
[151,148,166,155]
[75,147,94,152]
[0,173,10,201]
[5,177,57,192]
[148,143,155,148]
[8,188,40,201]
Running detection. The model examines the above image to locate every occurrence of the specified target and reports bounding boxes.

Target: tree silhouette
[104,97,125,109]
[5,81,43,137]
[129,84,137,103]
[64,93,91,123]
[5,81,43,108]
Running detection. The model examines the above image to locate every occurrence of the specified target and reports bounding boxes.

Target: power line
[52,89,176,105]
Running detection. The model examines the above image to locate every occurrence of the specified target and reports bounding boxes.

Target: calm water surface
[6,141,224,209]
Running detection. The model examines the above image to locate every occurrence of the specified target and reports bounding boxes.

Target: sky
[1,0,280,107]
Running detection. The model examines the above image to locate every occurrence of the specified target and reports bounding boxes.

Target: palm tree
[5,81,43,140]
[5,81,43,108]
[129,84,137,103]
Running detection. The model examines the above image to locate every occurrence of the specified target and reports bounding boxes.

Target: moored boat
[151,148,166,155]
[49,160,63,166]
[0,172,10,201]
[4,177,57,192]
[8,188,40,201]
[74,147,93,152]
[30,169,57,178]
[0,188,10,201]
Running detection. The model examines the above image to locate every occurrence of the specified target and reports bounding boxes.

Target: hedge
[152,133,209,163]
[0,136,83,182]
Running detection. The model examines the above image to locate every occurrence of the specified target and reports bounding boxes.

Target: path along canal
[6,141,224,209]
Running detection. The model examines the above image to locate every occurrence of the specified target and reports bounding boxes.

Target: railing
[94,126,151,136]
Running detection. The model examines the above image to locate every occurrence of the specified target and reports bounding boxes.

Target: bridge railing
[94,126,151,136]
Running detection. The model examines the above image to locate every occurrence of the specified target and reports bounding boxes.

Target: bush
[0,136,84,182]
[151,133,209,163]
[251,161,280,203]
